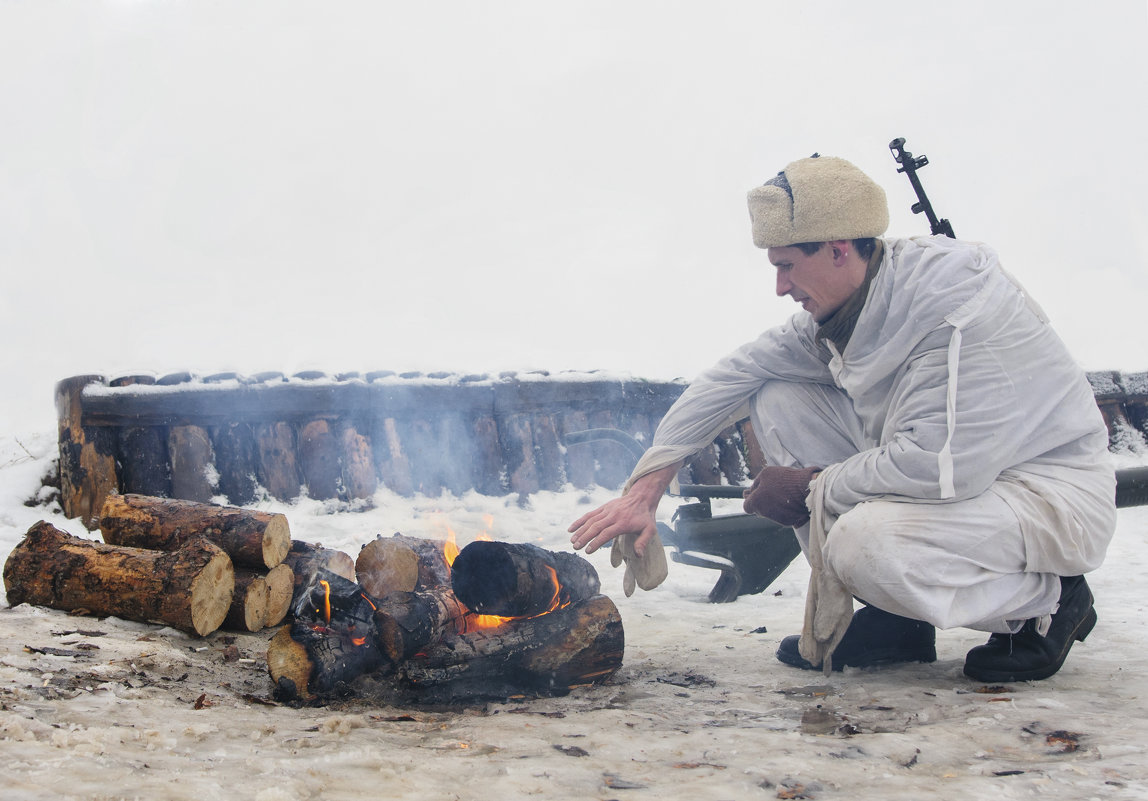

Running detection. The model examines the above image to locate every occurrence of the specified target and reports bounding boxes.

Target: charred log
[400,594,624,702]
[282,540,356,605]
[450,540,600,617]
[355,533,452,599]
[372,586,469,664]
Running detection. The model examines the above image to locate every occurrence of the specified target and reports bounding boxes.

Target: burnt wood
[450,540,600,618]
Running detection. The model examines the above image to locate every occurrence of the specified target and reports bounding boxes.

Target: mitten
[610,529,669,597]
[742,465,820,527]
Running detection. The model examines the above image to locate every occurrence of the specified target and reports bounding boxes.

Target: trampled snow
[2,431,1147,800]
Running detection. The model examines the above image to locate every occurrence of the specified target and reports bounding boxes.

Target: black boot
[963,575,1097,683]
[776,605,936,671]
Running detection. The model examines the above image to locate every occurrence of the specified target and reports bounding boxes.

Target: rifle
[888,137,956,238]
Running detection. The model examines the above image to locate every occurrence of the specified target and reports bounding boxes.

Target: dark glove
[742,465,820,527]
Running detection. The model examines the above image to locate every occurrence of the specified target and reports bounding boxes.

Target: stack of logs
[2,495,352,638]
[267,534,624,704]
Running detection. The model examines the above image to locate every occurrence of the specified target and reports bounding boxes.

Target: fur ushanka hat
[747,155,889,248]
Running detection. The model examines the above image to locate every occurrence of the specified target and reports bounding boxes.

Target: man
[569,154,1116,682]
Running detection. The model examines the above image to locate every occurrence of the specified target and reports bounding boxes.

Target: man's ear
[829,240,851,265]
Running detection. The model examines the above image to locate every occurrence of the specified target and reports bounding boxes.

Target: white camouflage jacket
[631,236,1116,574]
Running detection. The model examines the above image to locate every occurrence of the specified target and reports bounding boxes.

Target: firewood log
[226,571,269,632]
[450,540,600,618]
[355,533,452,598]
[282,541,355,604]
[55,376,118,530]
[3,521,233,637]
[99,494,290,569]
[264,562,294,627]
[168,425,215,503]
[372,586,469,664]
[402,594,624,701]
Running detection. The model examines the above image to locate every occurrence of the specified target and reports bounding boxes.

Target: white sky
[2,1,1146,431]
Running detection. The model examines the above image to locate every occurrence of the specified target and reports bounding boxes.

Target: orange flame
[351,636,367,646]
[318,580,331,624]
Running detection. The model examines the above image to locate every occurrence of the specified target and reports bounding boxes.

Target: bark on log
[299,419,339,501]
[372,586,469,664]
[168,425,215,503]
[211,422,258,505]
[355,533,452,599]
[99,494,290,569]
[401,594,624,702]
[56,376,119,530]
[226,571,269,632]
[471,415,505,496]
[371,417,415,497]
[450,540,600,618]
[3,521,234,636]
[254,422,301,502]
[118,426,171,498]
[264,562,294,627]
[560,412,596,490]
[282,540,356,603]
[339,423,378,500]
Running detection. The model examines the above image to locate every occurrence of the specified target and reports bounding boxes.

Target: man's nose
[776,272,792,296]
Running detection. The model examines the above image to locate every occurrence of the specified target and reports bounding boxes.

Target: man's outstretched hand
[568,463,679,555]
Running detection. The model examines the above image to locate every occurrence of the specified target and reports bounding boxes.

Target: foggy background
[2,1,1146,432]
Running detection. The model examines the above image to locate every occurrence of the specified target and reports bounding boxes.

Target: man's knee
[822,502,912,589]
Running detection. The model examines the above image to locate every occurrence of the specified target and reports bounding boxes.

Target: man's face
[767,243,859,323]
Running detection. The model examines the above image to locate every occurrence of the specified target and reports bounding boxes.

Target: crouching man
[569,154,1115,682]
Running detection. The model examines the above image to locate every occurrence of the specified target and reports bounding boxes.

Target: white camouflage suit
[630,235,1116,635]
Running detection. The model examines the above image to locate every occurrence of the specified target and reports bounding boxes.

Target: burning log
[267,571,386,699]
[372,586,470,664]
[401,594,624,702]
[266,539,623,704]
[3,521,234,637]
[355,533,452,598]
[226,571,269,632]
[450,540,600,617]
[282,540,356,603]
[99,494,291,570]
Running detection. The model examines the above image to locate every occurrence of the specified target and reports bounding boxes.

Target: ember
[267,536,623,704]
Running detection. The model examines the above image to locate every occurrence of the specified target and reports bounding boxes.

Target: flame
[360,593,377,611]
[351,636,367,646]
[318,580,331,624]
[443,527,460,568]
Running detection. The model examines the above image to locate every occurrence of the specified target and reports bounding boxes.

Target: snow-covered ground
[3,429,1147,801]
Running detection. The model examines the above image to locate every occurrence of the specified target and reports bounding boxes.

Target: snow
[3,434,1148,800]
[2,2,1148,798]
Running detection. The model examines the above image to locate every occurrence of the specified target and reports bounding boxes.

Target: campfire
[2,495,623,706]
[267,532,624,704]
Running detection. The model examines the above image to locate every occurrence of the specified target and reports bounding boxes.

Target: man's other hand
[742,465,820,527]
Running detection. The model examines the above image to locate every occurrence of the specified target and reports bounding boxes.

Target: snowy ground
[2,429,1148,801]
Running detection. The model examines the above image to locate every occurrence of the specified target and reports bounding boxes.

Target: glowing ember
[351,636,367,646]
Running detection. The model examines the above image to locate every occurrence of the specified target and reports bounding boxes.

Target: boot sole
[962,606,1098,683]
[778,644,937,672]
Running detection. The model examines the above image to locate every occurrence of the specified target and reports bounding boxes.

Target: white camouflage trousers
[750,381,1063,634]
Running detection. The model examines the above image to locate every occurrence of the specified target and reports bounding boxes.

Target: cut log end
[264,563,294,627]
[262,515,291,569]
[189,549,236,636]
[266,625,315,701]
